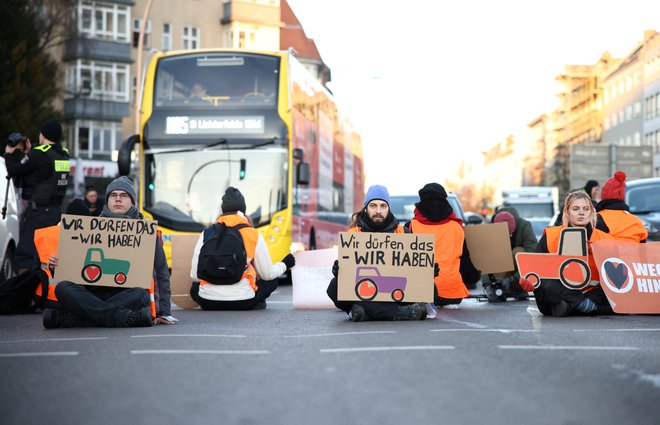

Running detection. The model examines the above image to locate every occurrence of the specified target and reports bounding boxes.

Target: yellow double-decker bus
[118,49,364,265]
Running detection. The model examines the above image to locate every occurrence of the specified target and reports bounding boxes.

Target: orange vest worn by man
[596,171,648,243]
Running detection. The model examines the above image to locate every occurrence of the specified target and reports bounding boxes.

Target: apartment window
[78,1,129,42]
[625,76,632,92]
[634,101,641,116]
[163,23,171,51]
[612,113,618,127]
[66,60,129,102]
[238,31,245,48]
[626,105,633,121]
[634,132,641,146]
[183,26,200,49]
[656,93,660,117]
[75,120,122,159]
[133,19,152,48]
[626,135,632,146]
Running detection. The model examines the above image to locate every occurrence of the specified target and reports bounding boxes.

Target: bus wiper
[145,139,227,155]
[244,138,277,150]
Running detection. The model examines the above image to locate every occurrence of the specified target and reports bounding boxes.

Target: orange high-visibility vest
[411,219,470,299]
[199,214,260,291]
[545,225,613,291]
[34,225,60,302]
[599,210,648,243]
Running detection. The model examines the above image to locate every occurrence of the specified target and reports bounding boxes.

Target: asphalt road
[1,285,659,425]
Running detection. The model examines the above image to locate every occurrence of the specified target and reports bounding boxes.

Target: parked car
[390,193,481,225]
[625,177,660,241]
[0,157,20,281]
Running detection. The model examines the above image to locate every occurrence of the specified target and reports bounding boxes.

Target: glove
[281,253,296,270]
[519,277,536,292]
[434,263,439,277]
[332,260,339,277]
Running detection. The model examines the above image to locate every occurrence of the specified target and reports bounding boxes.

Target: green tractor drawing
[80,248,131,285]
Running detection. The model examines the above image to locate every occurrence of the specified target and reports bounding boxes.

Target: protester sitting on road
[189,187,295,310]
[42,176,175,328]
[406,183,471,308]
[65,198,91,216]
[482,206,536,301]
[327,184,428,321]
[595,171,647,243]
[520,191,614,317]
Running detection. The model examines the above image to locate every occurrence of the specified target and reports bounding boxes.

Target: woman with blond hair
[520,191,614,317]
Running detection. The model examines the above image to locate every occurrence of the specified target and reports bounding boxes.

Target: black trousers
[190,279,277,311]
[533,280,612,316]
[15,205,61,270]
[326,277,409,320]
[55,281,149,327]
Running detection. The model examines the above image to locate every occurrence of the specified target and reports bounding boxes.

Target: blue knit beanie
[364,185,391,207]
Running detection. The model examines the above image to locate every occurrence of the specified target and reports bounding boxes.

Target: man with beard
[326,185,428,321]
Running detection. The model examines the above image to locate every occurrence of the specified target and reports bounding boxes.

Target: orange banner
[591,240,660,314]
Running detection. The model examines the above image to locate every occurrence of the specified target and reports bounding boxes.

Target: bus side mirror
[297,162,310,186]
[118,134,140,176]
[293,148,304,161]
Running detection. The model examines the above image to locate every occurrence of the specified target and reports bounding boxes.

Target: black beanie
[66,199,91,216]
[584,180,599,197]
[221,187,246,214]
[40,119,62,143]
[415,182,453,222]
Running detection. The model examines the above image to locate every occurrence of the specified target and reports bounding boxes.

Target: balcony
[221,1,281,26]
[64,98,129,121]
[65,36,132,64]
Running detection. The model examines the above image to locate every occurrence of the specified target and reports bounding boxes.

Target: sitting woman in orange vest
[407,183,471,308]
[595,171,648,243]
[520,191,614,316]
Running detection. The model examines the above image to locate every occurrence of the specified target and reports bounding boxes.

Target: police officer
[4,119,70,272]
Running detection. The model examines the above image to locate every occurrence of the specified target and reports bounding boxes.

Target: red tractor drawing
[516,227,591,290]
[81,248,131,285]
[354,266,408,302]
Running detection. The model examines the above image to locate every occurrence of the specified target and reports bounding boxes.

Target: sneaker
[350,304,368,322]
[551,300,571,317]
[253,301,267,310]
[43,308,69,329]
[393,303,426,321]
[123,307,153,327]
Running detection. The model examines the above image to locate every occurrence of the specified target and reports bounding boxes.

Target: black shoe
[253,301,267,310]
[551,300,571,317]
[123,307,153,327]
[350,304,368,322]
[393,303,425,321]
[484,285,503,303]
[511,284,530,301]
[43,308,69,329]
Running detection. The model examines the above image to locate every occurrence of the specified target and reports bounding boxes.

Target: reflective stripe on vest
[411,219,469,299]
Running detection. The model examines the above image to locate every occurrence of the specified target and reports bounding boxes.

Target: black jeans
[55,281,149,327]
[16,206,61,270]
[533,280,612,315]
[326,277,408,320]
[190,279,278,311]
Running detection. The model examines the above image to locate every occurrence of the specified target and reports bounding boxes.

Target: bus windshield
[144,146,288,231]
[154,53,279,109]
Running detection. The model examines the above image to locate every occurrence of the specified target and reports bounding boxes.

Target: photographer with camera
[4,119,70,272]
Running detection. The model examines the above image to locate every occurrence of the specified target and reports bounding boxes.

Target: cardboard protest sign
[337,232,435,303]
[515,227,590,290]
[291,248,337,309]
[56,214,157,289]
[591,240,660,314]
[464,222,514,274]
[170,234,200,310]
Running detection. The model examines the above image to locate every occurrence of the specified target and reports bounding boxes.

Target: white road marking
[265,301,292,304]
[320,346,455,353]
[0,351,79,357]
[430,329,539,333]
[131,350,269,355]
[131,334,246,338]
[573,329,660,332]
[284,331,396,338]
[433,317,488,329]
[0,337,107,344]
[498,345,639,351]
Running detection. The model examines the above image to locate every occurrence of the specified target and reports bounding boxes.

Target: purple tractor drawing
[354,266,408,302]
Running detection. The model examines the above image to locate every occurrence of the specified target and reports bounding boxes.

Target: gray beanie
[105,176,137,205]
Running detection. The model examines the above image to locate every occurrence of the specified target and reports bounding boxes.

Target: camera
[7,132,26,148]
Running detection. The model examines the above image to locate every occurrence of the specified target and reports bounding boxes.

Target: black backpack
[0,269,49,314]
[197,223,249,285]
